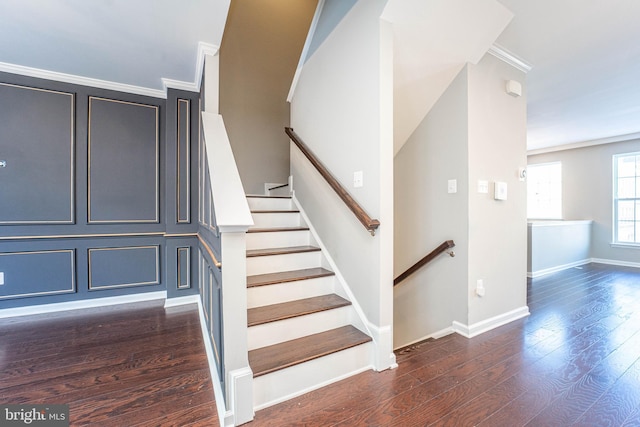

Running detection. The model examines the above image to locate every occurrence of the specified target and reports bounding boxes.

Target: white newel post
[220,230,254,425]
[203,50,255,424]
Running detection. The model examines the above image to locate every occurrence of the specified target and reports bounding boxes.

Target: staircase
[245,194,373,409]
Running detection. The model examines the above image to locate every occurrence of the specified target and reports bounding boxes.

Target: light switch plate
[448,179,457,194]
[353,171,363,188]
[494,181,508,200]
[478,180,489,194]
[0,272,4,285]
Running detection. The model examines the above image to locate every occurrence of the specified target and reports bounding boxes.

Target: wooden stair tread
[248,294,350,327]
[247,267,334,288]
[247,245,320,257]
[249,325,371,377]
[247,226,309,233]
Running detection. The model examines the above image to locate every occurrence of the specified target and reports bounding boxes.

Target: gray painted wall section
[527,221,592,275]
[394,68,469,347]
[305,0,357,62]
[0,72,200,309]
[528,138,640,265]
[0,83,74,224]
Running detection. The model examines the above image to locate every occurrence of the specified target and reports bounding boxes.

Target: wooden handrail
[198,234,222,269]
[285,127,380,236]
[394,240,455,286]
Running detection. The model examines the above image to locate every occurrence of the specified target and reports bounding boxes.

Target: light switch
[448,179,457,194]
[0,272,4,285]
[478,180,489,194]
[353,171,363,188]
[494,181,508,200]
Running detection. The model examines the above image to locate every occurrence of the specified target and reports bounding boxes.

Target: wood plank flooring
[251,263,640,426]
[0,301,217,426]
[2,263,639,426]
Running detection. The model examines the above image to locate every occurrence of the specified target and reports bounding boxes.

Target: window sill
[610,243,640,250]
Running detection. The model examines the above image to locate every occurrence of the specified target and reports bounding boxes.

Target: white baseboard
[163,294,200,308]
[394,326,454,351]
[453,306,530,338]
[0,291,167,319]
[527,258,591,278]
[591,258,640,269]
[195,298,233,427]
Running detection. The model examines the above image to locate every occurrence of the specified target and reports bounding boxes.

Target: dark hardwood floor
[251,263,640,426]
[2,262,640,426]
[0,301,218,426]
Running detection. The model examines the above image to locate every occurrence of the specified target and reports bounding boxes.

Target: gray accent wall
[528,138,640,265]
[0,72,201,309]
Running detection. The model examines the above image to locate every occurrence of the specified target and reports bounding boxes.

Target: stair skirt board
[252,341,373,410]
[246,229,312,250]
[248,305,353,350]
[246,276,336,308]
[246,251,323,276]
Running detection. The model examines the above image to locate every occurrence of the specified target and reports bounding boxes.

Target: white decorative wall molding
[527,258,591,278]
[527,132,640,155]
[591,258,640,269]
[0,61,166,98]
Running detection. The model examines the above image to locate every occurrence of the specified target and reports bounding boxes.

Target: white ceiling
[0,0,230,96]
[496,0,640,151]
[1,0,638,150]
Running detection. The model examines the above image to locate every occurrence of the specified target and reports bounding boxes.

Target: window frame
[612,151,640,246]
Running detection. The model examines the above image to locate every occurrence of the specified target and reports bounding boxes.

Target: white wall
[394,53,528,347]
[528,138,640,265]
[394,69,469,347]
[290,0,395,367]
[467,54,528,325]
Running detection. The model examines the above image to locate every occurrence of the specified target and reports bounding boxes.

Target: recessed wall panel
[88,97,159,223]
[0,83,74,224]
[0,250,75,300]
[177,99,191,223]
[88,246,159,290]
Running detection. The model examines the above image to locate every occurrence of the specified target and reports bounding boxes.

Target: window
[527,162,562,219]
[613,152,640,244]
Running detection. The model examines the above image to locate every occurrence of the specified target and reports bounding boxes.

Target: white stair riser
[251,212,301,228]
[246,230,311,251]
[253,342,373,410]
[246,251,322,276]
[248,306,352,350]
[247,276,335,308]
[247,197,292,211]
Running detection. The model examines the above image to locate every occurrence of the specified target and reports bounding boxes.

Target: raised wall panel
[177,99,191,223]
[0,250,75,300]
[0,83,74,224]
[88,245,159,290]
[177,246,191,289]
[88,97,159,223]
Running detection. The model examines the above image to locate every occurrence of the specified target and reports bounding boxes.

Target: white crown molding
[527,131,640,155]
[488,43,533,73]
[0,61,167,98]
[0,41,219,99]
[162,42,219,94]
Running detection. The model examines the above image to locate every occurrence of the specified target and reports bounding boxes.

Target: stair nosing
[247,226,309,234]
[247,294,351,327]
[246,245,321,258]
[246,195,292,199]
[247,267,334,288]
[249,325,371,377]
[251,210,300,214]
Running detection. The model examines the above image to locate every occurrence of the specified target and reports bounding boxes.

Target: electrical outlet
[448,179,457,194]
[476,279,485,297]
[0,272,4,285]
